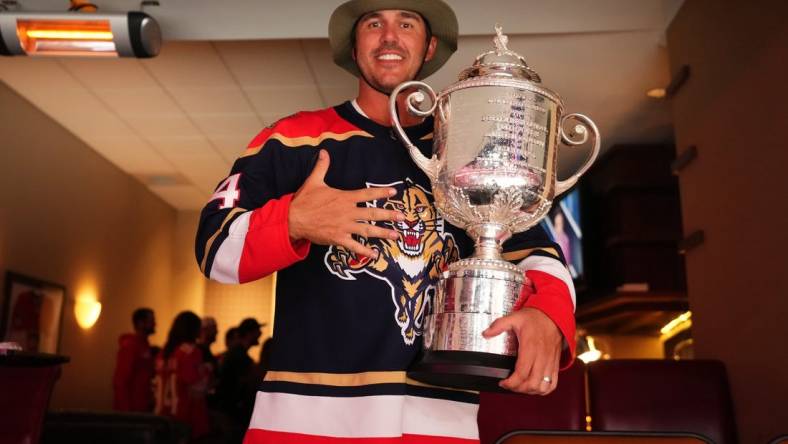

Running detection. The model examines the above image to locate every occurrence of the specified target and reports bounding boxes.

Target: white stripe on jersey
[248,391,478,440]
[402,394,479,439]
[209,211,252,284]
[519,254,576,309]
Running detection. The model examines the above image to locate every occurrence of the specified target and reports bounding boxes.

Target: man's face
[141,313,156,336]
[241,328,262,349]
[353,9,438,93]
[203,324,218,344]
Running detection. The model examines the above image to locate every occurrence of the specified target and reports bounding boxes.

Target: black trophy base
[407,350,516,393]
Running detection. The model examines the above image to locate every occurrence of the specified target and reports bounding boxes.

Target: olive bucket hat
[328,0,459,80]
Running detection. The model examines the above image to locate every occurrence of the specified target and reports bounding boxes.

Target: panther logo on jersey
[325,179,459,345]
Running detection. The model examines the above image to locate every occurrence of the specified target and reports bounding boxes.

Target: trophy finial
[493,24,509,54]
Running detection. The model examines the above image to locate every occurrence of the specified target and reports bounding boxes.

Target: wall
[0,81,177,409]
[667,1,788,441]
[171,211,206,315]
[593,335,663,360]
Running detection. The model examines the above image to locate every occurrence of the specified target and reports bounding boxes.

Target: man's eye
[368,21,381,28]
[401,22,413,29]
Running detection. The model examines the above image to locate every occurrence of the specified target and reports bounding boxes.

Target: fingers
[482,314,514,339]
[349,186,397,203]
[351,222,400,242]
[492,309,563,395]
[499,345,536,392]
[304,149,330,186]
[342,237,379,260]
[353,207,405,224]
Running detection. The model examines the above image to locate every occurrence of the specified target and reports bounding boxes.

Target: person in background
[197,317,219,376]
[216,318,263,442]
[197,316,220,411]
[154,311,211,440]
[113,307,156,412]
[217,326,240,367]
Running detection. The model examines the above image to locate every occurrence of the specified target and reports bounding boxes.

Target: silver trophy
[390,26,600,391]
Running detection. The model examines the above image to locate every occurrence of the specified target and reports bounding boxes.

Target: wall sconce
[577,334,603,363]
[74,296,102,329]
[660,310,692,338]
[646,65,691,100]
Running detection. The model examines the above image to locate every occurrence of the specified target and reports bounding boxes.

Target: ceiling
[0,0,682,210]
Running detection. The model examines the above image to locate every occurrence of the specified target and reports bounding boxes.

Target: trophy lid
[458,25,541,82]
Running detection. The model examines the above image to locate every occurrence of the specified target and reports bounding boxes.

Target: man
[216,318,264,439]
[218,326,240,367]
[197,316,219,371]
[195,1,576,442]
[113,307,156,412]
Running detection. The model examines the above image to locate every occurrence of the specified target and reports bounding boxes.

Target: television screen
[540,188,583,280]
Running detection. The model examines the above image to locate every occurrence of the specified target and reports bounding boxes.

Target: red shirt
[153,343,210,438]
[113,333,154,412]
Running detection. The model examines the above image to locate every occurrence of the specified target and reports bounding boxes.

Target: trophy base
[407,350,515,393]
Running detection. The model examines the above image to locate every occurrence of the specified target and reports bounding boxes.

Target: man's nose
[380,24,399,45]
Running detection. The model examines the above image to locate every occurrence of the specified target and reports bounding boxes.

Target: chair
[478,361,587,444]
[0,352,68,444]
[498,430,712,444]
[587,359,736,444]
[42,410,189,444]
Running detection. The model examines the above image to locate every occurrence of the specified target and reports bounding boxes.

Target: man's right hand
[288,149,404,259]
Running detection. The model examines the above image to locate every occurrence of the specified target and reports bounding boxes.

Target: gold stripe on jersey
[502,246,560,262]
[242,130,373,157]
[200,207,247,273]
[264,370,406,386]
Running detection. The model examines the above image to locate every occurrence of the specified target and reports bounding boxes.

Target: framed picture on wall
[1,271,65,354]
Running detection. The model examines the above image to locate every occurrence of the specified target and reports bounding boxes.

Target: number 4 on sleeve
[209,173,241,209]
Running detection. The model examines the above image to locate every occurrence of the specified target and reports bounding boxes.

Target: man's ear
[424,36,438,62]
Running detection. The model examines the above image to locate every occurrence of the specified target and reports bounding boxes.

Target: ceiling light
[0,11,161,57]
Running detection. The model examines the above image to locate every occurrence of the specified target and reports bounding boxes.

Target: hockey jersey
[195,101,576,443]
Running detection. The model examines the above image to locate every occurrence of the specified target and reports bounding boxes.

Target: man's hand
[482,307,563,395]
[289,149,403,259]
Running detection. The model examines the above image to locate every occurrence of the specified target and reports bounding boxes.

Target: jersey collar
[335,100,434,142]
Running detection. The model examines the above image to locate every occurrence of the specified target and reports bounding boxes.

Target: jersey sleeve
[503,224,577,368]
[195,118,317,284]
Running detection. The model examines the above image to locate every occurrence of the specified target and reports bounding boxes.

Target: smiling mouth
[377,54,404,61]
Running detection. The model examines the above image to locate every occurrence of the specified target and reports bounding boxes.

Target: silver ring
[542,376,552,384]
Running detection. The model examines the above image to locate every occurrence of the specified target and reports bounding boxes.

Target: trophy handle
[389,81,440,182]
[555,113,601,196]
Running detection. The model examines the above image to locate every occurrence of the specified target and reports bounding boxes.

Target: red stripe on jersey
[243,429,478,444]
[246,107,364,150]
[522,269,577,369]
[238,193,310,283]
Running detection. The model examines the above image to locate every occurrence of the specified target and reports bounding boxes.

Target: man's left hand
[482,308,563,395]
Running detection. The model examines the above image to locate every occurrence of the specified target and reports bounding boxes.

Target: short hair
[132,308,153,326]
[201,316,217,328]
[225,327,239,344]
